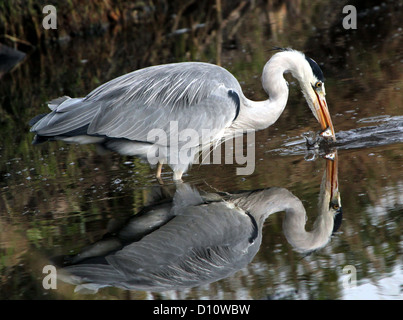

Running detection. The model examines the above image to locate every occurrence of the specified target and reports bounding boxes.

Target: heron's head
[269,49,336,141]
[298,53,336,141]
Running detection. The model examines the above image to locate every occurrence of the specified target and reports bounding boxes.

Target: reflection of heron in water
[58,155,341,293]
[30,48,335,181]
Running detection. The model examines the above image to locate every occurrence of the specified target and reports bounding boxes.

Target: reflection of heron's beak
[314,91,336,142]
[325,152,339,201]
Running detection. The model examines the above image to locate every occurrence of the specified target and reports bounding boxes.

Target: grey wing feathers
[85,62,239,109]
[31,62,242,142]
[86,62,241,141]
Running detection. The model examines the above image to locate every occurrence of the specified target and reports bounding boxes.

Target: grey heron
[30,48,336,181]
[57,155,341,293]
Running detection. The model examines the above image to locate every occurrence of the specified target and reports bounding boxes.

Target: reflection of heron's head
[280,154,342,253]
[321,153,342,234]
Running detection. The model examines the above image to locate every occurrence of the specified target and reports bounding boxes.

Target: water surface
[0,1,402,300]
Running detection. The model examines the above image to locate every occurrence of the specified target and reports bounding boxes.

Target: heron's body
[30,49,335,180]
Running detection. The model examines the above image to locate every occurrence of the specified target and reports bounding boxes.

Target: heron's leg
[156,162,164,185]
[173,170,183,183]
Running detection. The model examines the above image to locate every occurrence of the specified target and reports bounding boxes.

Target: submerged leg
[156,162,164,185]
[173,170,183,183]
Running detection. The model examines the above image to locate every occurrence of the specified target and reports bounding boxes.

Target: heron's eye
[331,203,339,210]
[315,81,322,88]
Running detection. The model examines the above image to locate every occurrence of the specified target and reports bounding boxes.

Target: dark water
[0,1,402,300]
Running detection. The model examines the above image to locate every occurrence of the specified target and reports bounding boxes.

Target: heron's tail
[29,96,100,145]
[29,113,48,126]
[29,113,50,144]
[29,96,72,144]
[29,96,71,126]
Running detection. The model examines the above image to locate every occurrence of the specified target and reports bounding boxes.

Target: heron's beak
[325,152,339,202]
[314,91,336,142]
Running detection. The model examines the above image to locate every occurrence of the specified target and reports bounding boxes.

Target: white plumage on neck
[230,50,316,132]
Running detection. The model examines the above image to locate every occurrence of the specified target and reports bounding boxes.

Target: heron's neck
[231,187,334,253]
[232,58,290,131]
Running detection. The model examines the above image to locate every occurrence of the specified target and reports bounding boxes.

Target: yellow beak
[314,91,336,142]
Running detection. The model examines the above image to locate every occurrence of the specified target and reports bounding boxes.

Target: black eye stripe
[305,56,325,82]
